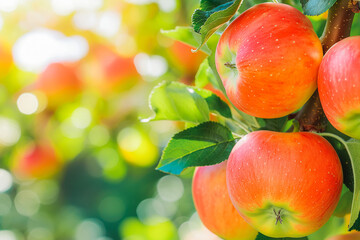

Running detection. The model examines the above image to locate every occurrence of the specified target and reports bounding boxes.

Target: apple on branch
[192,161,258,240]
[318,36,360,139]
[227,131,343,238]
[216,3,323,118]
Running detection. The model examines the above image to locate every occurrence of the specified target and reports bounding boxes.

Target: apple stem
[273,209,283,225]
[295,0,355,132]
[224,62,237,69]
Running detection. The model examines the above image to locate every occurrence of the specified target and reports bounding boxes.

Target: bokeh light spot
[94,11,121,37]
[0,169,12,192]
[0,0,19,12]
[14,190,40,216]
[73,11,97,30]
[0,117,21,146]
[117,128,142,152]
[158,0,176,12]
[157,175,184,202]
[17,93,39,115]
[0,230,16,240]
[136,198,177,224]
[134,53,167,78]
[51,0,75,16]
[13,29,89,72]
[75,219,105,240]
[71,107,92,129]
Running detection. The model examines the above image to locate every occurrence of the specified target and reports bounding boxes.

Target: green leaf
[192,0,243,51]
[160,27,211,55]
[320,135,354,192]
[308,216,350,240]
[257,117,289,132]
[145,81,210,123]
[333,187,353,217]
[346,140,360,231]
[145,81,232,122]
[319,133,360,231]
[194,87,232,119]
[157,121,237,174]
[255,233,308,240]
[193,1,233,32]
[300,0,337,16]
[195,59,218,88]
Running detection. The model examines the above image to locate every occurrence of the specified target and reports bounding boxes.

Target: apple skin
[227,131,343,238]
[327,232,360,240]
[216,3,323,118]
[318,36,360,139]
[192,161,258,240]
[12,142,62,179]
[32,62,82,108]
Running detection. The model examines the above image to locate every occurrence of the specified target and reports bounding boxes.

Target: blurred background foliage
[0,0,360,240]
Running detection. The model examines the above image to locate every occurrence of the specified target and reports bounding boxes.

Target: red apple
[318,36,360,139]
[216,3,323,118]
[192,161,258,240]
[12,142,62,179]
[31,62,82,109]
[327,232,360,240]
[227,131,342,238]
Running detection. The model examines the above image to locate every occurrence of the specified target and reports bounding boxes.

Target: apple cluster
[192,2,359,239]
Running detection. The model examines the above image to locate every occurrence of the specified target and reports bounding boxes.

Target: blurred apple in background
[28,62,83,109]
[168,41,207,84]
[11,142,62,179]
[79,44,141,96]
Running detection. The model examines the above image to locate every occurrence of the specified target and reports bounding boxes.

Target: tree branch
[295,0,356,132]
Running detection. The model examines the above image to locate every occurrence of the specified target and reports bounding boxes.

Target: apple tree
[145,0,360,239]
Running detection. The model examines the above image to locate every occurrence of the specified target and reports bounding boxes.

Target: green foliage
[145,81,210,123]
[156,121,237,174]
[145,81,232,123]
[308,216,348,240]
[194,87,232,119]
[322,135,354,191]
[255,233,308,240]
[320,133,360,231]
[300,0,337,16]
[333,188,353,217]
[195,59,219,88]
[346,140,360,231]
[191,0,243,51]
[160,27,212,55]
[257,117,289,132]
